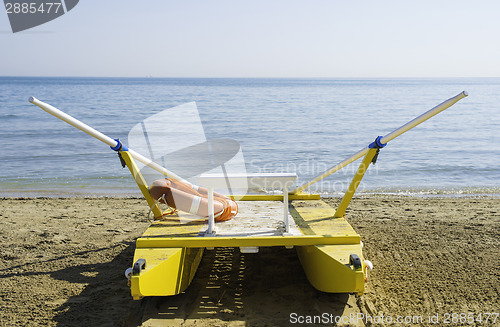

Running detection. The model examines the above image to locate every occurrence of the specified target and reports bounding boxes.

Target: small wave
[354,186,500,198]
[0,114,20,119]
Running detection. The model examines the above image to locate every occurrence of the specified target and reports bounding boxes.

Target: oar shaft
[380,91,468,144]
[29,97,188,184]
[290,91,468,194]
[291,148,369,194]
[126,148,186,183]
[29,96,118,148]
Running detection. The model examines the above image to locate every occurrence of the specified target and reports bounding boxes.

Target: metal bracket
[349,254,362,269]
[132,258,146,275]
[117,152,127,168]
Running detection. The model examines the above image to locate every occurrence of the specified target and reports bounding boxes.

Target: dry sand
[0,196,498,326]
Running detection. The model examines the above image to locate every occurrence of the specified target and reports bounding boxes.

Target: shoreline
[1,186,500,199]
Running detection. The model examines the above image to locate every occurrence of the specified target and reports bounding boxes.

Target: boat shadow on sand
[50,245,353,326]
[47,242,141,326]
[132,247,353,326]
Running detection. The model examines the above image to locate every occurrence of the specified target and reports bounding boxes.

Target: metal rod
[29,96,191,186]
[207,187,215,235]
[283,184,289,233]
[290,91,468,194]
[380,91,468,144]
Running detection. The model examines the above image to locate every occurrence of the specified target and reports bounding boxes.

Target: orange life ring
[149,178,238,222]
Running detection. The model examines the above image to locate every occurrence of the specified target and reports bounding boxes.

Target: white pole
[29,97,117,148]
[380,91,468,144]
[207,187,215,235]
[290,91,468,194]
[29,97,191,185]
[283,184,289,233]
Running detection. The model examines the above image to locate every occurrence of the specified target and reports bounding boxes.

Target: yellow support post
[120,151,163,218]
[334,147,378,218]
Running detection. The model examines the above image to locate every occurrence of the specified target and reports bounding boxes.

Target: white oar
[290,91,468,194]
[29,96,191,186]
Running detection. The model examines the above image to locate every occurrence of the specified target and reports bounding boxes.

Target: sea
[1,76,499,197]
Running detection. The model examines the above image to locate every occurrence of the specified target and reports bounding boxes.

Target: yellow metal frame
[120,151,163,218]
[136,234,360,248]
[120,150,373,299]
[334,147,378,217]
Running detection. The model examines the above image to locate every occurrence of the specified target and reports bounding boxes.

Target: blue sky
[1,1,499,77]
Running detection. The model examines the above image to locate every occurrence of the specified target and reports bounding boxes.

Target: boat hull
[296,244,365,294]
[290,200,367,294]
[130,247,204,300]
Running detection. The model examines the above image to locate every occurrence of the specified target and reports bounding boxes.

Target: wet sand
[0,196,498,326]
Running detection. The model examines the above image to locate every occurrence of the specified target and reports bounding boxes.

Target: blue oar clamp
[368,136,386,165]
[110,138,129,152]
[369,136,387,149]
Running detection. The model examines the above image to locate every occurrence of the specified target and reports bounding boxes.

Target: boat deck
[200,201,302,237]
[136,199,361,249]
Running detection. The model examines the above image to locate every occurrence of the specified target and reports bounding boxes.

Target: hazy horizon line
[2,75,499,79]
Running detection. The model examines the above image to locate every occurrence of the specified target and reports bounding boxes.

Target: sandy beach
[0,195,498,326]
